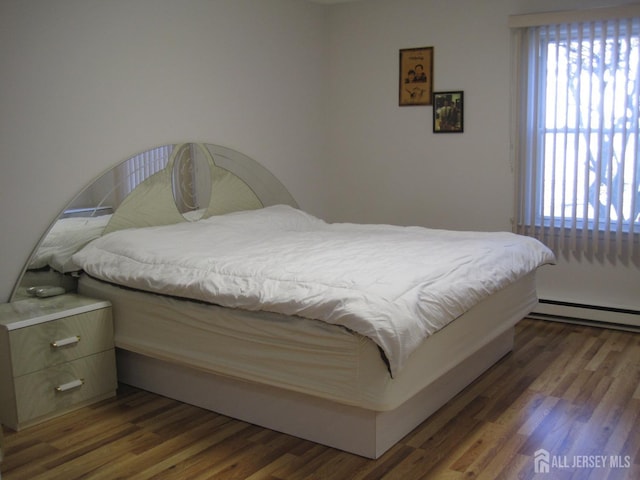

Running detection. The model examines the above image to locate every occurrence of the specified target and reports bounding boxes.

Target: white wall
[1,0,638,312]
[0,0,329,301]
[326,0,514,231]
[324,0,639,312]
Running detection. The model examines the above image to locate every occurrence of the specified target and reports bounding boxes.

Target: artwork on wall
[399,47,433,106]
[433,91,463,133]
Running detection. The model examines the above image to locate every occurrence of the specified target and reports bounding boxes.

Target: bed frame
[80,269,538,459]
[116,329,514,459]
[45,142,540,459]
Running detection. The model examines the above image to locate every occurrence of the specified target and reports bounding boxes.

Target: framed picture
[399,47,433,106]
[433,91,464,133]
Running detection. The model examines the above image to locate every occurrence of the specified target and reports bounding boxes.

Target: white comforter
[30,215,111,273]
[72,205,555,375]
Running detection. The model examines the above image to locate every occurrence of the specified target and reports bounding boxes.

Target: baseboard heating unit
[531,299,640,331]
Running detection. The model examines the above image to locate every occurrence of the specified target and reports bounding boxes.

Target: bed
[24,143,555,458]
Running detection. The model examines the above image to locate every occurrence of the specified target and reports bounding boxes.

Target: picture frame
[433,91,464,133]
[399,47,433,106]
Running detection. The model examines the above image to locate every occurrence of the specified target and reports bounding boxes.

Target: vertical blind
[114,145,173,204]
[511,8,640,263]
[125,145,173,194]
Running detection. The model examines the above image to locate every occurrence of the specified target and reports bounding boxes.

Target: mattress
[78,272,538,411]
[73,205,554,376]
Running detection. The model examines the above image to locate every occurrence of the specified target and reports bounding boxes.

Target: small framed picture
[433,91,463,133]
[399,47,433,106]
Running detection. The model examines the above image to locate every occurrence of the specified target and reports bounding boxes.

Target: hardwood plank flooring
[2,318,639,479]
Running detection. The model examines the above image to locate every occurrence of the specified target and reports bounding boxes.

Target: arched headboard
[11,143,297,301]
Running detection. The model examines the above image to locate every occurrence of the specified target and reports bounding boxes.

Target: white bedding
[29,215,112,272]
[79,272,538,411]
[72,205,554,375]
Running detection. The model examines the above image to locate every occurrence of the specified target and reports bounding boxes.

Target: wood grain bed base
[116,327,513,459]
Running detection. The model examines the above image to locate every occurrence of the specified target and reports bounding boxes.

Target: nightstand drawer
[8,307,113,376]
[14,349,117,424]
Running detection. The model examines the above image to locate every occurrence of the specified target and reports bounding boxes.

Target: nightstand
[0,294,117,430]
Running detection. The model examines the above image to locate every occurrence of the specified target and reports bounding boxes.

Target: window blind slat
[513,13,640,262]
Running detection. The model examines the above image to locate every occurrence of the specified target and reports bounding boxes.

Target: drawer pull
[51,336,80,348]
[55,378,84,393]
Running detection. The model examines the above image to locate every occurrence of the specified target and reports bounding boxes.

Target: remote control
[33,286,66,298]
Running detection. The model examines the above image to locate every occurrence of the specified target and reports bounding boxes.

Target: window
[114,144,173,202]
[511,8,640,262]
[124,145,173,195]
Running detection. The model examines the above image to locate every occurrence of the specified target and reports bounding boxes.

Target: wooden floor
[2,318,639,479]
